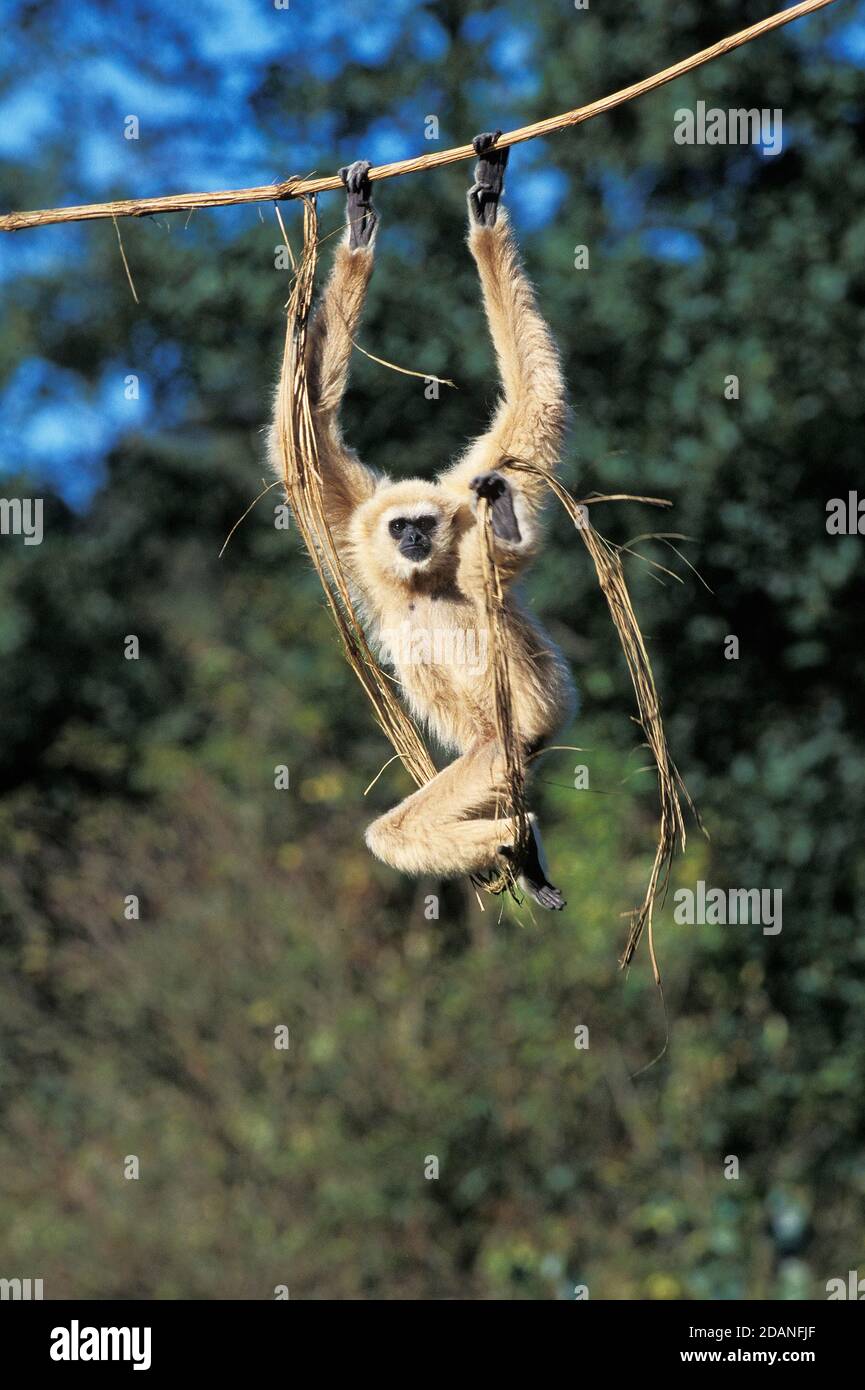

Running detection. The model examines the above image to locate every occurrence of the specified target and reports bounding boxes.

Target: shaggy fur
[270,199,575,884]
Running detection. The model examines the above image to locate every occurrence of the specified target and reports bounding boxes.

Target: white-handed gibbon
[271,134,575,908]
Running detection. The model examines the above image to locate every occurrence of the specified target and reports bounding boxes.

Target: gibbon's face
[352,480,460,588]
[385,509,439,564]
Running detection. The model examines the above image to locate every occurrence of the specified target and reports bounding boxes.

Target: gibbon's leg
[366,741,519,878]
[438,133,568,518]
[365,740,566,909]
[269,159,380,544]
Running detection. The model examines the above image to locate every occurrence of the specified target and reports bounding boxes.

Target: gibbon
[271,134,575,908]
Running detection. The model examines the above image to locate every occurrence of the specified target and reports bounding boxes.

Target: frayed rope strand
[275,195,436,792]
[502,461,705,982]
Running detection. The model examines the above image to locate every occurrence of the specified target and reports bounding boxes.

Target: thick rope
[0,0,837,233]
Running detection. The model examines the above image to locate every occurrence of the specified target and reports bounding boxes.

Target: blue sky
[1,0,863,506]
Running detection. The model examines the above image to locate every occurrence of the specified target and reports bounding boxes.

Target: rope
[0,0,836,233]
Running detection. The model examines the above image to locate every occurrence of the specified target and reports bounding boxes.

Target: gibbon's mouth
[400,542,431,564]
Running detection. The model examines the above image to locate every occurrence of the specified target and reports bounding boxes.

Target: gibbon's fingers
[338,159,378,249]
[468,130,509,227]
[469,470,507,501]
[529,883,567,911]
[470,471,522,542]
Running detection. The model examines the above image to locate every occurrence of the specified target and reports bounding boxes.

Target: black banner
[2,1299,861,1374]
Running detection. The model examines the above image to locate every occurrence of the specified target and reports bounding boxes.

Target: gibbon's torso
[364,580,575,754]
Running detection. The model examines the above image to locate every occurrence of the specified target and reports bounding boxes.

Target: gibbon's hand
[339,159,378,250]
[468,131,509,227]
[470,470,521,543]
[470,469,508,502]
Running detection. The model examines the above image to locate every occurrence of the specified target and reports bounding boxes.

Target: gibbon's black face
[388,514,438,564]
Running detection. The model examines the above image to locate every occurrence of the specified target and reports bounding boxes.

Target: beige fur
[269,209,574,879]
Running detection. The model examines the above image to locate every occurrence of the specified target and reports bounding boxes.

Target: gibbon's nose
[400,526,431,562]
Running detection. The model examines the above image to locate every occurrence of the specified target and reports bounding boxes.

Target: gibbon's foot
[525,880,566,911]
[500,820,566,911]
[470,469,521,542]
[468,131,509,227]
[339,158,377,250]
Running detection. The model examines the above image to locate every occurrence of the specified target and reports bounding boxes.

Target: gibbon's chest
[376,595,490,692]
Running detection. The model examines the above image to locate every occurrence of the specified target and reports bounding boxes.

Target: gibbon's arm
[440,134,568,588]
[270,161,379,543]
[443,211,567,516]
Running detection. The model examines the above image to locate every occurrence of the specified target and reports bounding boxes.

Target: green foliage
[1,2,863,1298]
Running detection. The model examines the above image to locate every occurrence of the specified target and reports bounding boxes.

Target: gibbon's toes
[472,130,502,155]
[523,880,567,912]
[508,818,566,910]
[498,844,566,911]
[338,159,372,194]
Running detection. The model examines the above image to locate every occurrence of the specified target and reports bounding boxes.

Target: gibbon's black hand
[470,470,507,501]
[339,159,378,249]
[470,470,522,542]
[468,131,509,227]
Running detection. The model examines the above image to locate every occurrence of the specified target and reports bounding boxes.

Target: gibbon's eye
[415,516,438,534]
[388,518,407,538]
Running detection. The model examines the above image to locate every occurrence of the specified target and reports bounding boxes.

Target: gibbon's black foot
[527,881,567,911]
[470,469,521,542]
[500,822,566,911]
[468,131,509,227]
[338,158,377,250]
